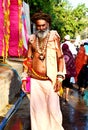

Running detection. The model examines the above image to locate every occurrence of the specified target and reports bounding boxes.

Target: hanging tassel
[18,0,23,57]
[2,0,10,59]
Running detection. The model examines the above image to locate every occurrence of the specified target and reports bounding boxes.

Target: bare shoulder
[28,34,36,48]
[29,34,36,44]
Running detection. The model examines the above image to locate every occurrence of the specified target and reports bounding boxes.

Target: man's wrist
[21,72,28,80]
[57,72,65,79]
[57,77,63,82]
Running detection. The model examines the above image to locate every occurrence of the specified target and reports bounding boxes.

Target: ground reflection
[1,88,88,130]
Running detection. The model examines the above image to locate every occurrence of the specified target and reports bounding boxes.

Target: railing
[0,91,26,130]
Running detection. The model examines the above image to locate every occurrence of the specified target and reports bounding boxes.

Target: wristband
[57,72,65,78]
[57,77,63,82]
[21,72,28,80]
[22,79,27,83]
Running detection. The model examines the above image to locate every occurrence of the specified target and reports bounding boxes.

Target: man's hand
[54,78,62,92]
[22,81,27,92]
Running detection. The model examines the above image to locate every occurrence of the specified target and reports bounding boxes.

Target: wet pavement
[0,86,88,130]
[61,87,88,130]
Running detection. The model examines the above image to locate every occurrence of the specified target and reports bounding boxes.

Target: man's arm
[55,32,65,75]
[54,32,65,92]
[21,41,33,92]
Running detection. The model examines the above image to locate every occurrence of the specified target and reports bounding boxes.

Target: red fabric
[10,118,23,130]
[75,45,86,81]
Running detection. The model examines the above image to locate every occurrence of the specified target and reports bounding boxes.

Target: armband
[21,72,28,81]
[28,56,32,59]
[22,79,27,83]
[58,55,63,59]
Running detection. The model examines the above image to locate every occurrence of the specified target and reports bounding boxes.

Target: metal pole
[0,91,26,130]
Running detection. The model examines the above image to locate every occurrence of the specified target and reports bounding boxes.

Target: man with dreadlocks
[21,12,65,130]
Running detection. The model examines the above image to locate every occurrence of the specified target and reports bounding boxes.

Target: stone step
[0,58,24,111]
[5,58,24,77]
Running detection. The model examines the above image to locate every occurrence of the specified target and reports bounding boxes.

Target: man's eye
[37,25,45,27]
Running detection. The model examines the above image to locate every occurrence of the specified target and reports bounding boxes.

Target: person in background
[76,45,79,53]
[61,35,77,58]
[61,35,77,85]
[75,44,86,83]
[21,12,65,130]
[62,44,76,102]
[76,42,88,95]
[77,56,88,96]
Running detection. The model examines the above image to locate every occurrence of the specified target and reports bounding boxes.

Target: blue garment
[83,90,88,106]
[84,42,88,55]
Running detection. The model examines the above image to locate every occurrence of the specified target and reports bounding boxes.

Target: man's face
[36,19,49,39]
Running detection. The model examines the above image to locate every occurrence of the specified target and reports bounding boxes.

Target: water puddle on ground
[1,89,88,130]
[0,94,31,130]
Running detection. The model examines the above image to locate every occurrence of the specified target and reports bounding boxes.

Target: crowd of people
[21,11,88,130]
[61,34,88,100]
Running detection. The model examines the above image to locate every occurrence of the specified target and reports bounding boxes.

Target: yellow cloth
[57,86,64,97]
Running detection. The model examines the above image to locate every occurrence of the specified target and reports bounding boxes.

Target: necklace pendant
[39,54,45,61]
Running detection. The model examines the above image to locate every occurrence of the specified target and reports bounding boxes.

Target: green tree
[24,0,54,16]
[24,0,88,40]
[72,4,88,38]
[51,2,88,40]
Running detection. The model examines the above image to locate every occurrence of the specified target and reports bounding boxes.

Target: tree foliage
[52,2,88,40]
[24,0,88,40]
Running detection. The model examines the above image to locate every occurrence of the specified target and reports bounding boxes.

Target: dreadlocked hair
[31,12,51,25]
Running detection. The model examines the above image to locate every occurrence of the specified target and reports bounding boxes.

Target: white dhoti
[30,78,64,130]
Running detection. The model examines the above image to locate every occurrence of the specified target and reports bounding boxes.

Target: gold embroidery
[31,68,48,80]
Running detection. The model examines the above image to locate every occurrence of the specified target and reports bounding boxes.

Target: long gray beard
[36,29,49,39]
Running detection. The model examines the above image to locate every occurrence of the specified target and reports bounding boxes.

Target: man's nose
[39,26,44,30]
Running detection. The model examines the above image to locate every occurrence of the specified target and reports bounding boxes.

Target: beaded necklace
[36,32,50,61]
